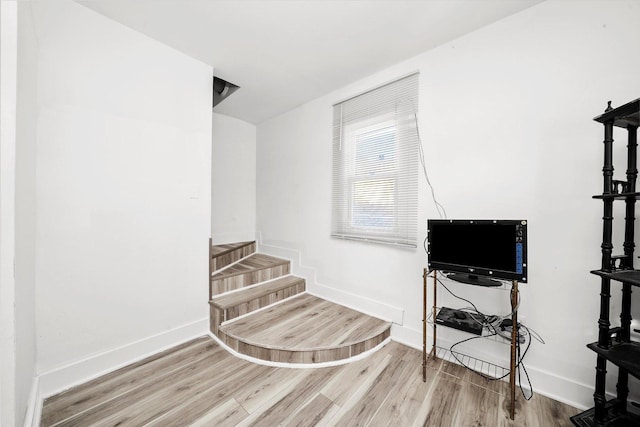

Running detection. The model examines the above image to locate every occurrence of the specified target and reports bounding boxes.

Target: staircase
[209,240,391,364]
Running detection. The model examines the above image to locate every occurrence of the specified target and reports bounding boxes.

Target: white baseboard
[390,324,423,351]
[309,284,404,325]
[29,317,209,426]
[23,376,39,427]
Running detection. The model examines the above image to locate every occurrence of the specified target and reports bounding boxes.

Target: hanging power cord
[415,113,447,220]
[427,271,544,399]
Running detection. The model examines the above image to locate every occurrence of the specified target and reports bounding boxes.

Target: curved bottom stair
[209,241,391,364]
[218,293,391,364]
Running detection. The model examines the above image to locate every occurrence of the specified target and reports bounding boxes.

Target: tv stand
[422,269,519,420]
[447,273,502,287]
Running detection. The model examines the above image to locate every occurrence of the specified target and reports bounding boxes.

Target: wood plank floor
[40,336,580,426]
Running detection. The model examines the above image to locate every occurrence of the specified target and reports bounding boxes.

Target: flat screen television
[427,219,527,286]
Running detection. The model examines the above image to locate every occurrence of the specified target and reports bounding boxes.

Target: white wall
[15,2,38,425]
[1,3,19,425]
[30,0,213,390]
[257,0,640,409]
[211,113,256,243]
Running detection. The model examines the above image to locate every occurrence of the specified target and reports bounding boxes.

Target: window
[331,73,419,247]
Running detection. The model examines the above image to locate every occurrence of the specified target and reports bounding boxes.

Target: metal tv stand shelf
[421,269,520,420]
[571,98,640,427]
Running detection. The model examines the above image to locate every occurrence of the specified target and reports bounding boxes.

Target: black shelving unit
[571,98,640,427]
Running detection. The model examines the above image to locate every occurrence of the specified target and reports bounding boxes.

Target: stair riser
[210,281,306,331]
[227,284,305,319]
[211,264,290,295]
[211,242,256,272]
[210,308,223,335]
[217,327,390,364]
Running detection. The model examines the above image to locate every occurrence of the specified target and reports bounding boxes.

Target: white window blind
[331,73,419,247]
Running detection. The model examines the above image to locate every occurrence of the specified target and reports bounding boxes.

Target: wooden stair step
[212,253,289,279]
[211,241,255,257]
[211,276,305,309]
[217,293,391,364]
[210,240,255,272]
[209,276,306,334]
[211,253,290,295]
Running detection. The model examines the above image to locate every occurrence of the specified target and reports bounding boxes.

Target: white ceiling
[76,0,543,124]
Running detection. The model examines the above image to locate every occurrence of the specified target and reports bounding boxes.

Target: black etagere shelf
[592,192,640,200]
[571,98,640,427]
[590,269,640,288]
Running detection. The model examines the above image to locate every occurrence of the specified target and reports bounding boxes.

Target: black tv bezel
[427,219,527,283]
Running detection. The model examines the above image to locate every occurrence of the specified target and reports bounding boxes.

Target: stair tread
[211,275,305,309]
[211,241,255,257]
[220,293,391,351]
[212,253,289,279]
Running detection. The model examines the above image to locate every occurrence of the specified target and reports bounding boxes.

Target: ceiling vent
[213,76,239,108]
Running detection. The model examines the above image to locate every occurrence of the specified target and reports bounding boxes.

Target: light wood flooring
[40,336,579,426]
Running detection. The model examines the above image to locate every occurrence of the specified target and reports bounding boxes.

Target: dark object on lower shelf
[435,307,483,335]
[587,341,640,380]
[571,399,640,426]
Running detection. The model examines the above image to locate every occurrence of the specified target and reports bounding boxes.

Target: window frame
[343,116,399,237]
[331,73,420,247]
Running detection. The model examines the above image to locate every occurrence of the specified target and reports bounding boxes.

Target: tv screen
[427,219,527,284]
